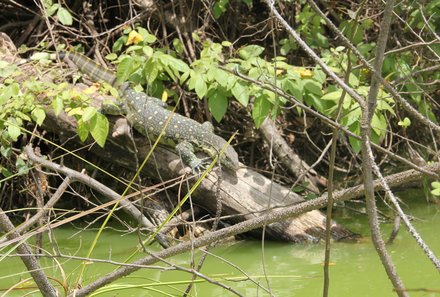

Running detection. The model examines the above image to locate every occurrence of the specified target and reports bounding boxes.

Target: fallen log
[42,104,356,242]
[1,43,357,242]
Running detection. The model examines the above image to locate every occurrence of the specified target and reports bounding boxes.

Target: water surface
[0,191,438,296]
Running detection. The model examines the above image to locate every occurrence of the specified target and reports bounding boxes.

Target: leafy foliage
[6,0,439,157]
[42,0,73,25]
[0,57,109,150]
[108,26,397,150]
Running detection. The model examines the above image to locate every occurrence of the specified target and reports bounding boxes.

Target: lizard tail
[58,51,118,87]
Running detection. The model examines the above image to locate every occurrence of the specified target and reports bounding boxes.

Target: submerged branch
[70,160,440,296]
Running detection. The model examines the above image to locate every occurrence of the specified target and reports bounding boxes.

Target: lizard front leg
[175,141,207,173]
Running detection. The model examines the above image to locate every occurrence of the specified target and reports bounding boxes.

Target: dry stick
[361,1,407,295]
[149,249,245,297]
[70,161,440,297]
[0,209,58,297]
[323,2,369,291]
[23,145,170,248]
[0,176,72,245]
[259,118,321,193]
[183,170,224,296]
[306,0,440,132]
[323,9,361,292]
[386,215,401,245]
[418,2,440,41]
[371,158,440,270]
[263,0,429,294]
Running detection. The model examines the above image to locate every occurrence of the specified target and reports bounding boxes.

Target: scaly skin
[59,51,239,171]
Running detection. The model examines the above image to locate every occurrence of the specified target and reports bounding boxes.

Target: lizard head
[214,138,240,171]
[221,145,240,171]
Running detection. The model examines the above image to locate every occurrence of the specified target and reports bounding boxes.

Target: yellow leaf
[300,69,313,78]
[83,84,99,95]
[291,67,313,78]
[126,30,144,45]
[67,107,84,116]
[161,90,168,103]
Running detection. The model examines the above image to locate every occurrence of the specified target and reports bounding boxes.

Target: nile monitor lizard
[58,51,239,171]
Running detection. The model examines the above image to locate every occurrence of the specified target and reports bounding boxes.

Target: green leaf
[1,166,12,178]
[238,45,265,60]
[208,92,228,122]
[253,95,272,128]
[30,51,49,62]
[231,81,249,106]
[303,79,322,96]
[57,7,73,25]
[248,67,263,79]
[169,57,189,73]
[67,107,84,116]
[31,108,46,125]
[431,188,440,196]
[142,46,154,57]
[82,106,97,122]
[126,45,143,53]
[7,124,21,141]
[0,61,17,78]
[143,59,158,84]
[431,181,440,189]
[46,3,59,16]
[137,27,157,43]
[76,119,89,142]
[283,78,303,101]
[172,38,185,55]
[371,113,387,137]
[349,136,362,154]
[112,36,128,52]
[313,68,326,84]
[348,122,361,154]
[16,157,29,176]
[377,98,395,114]
[213,68,229,88]
[52,94,64,116]
[349,73,359,87]
[213,0,228,18]
[398,117,411,128]
[105,53,118,60]
[15,111,31,122]
[0,84,17,104]
[0,146,11,158]
[321,90,342,101]
[194,74,207,98]
[89,113,109,147]
[341,103,361,126]
[116,57,135,83]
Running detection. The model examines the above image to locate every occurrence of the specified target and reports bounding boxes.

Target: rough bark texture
[41,105,356,242]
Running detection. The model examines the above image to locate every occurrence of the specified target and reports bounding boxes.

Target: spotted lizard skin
[59,51,239,171]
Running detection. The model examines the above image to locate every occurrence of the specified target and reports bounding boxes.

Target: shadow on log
[42,105,357,242]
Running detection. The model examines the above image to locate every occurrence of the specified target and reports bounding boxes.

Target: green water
[0,192,439,296]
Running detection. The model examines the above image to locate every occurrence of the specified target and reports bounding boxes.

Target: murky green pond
[1,190,439,296]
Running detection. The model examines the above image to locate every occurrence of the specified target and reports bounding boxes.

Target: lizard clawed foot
[189,157,213,175]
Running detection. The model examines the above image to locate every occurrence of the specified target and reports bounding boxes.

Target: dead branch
[24,145,171,248]
[259,117,325,192]
[0,208,58,297]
